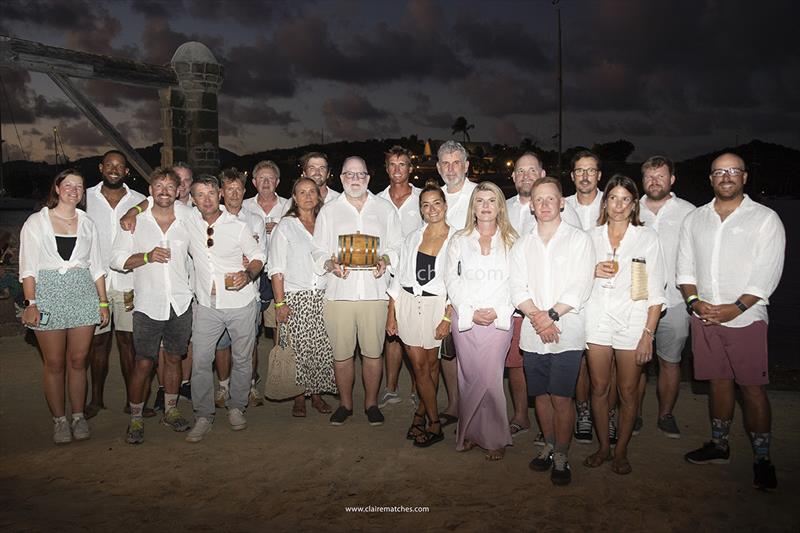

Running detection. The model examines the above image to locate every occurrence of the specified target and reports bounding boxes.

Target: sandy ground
[0,333,798,533]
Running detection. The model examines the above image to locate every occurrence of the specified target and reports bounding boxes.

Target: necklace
[51,210,78,221]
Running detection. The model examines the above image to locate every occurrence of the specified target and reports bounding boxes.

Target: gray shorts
[133,307,192,361]
[655,304,690,363]
[523,350,583,398]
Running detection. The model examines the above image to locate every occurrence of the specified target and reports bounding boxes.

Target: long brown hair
[457,181,518,250]
[45,168,85,209]
[597,174,642,226]
[284,177,322,218]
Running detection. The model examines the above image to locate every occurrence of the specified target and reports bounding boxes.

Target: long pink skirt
[451,309,514,451]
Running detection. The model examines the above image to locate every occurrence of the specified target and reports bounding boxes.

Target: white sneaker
[227,408,247,431]
[53,418,72,445]
[71,416,90,441]
[215,386,229,408]
[185,417,213,443]
[378,389,401,408]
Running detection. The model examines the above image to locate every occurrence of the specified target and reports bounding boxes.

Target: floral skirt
[284,289,337,395]
[32,268,100,331]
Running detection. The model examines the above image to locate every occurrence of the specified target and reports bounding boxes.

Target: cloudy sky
[1,0,798,163]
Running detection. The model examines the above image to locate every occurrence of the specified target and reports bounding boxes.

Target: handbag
[264,323,304,400]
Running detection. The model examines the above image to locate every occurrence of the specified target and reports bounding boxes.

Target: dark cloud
[403,92,454,130]
[139,17,224,65]
[224,101,296,127]
[0,68,36,124]
[459,71,554,116]
[322,92,398,140]
[454,16,551,71]
[220,38,297,98]
[1,0,96,30]
[32,95,81,119]
[43,120,107,149]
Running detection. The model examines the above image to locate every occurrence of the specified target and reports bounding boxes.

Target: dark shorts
[523,350,583,398]
[690,317,769,386]
[133,306,192,361]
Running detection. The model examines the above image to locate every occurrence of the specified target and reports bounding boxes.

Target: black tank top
[415,251,436,286]
[55,235,77,261]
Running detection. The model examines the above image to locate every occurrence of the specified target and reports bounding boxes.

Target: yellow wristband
[99,302,109,308]
[135,205,143,214]
[441,315,451,323]
[274,301,286,308]
[143,253,149,264]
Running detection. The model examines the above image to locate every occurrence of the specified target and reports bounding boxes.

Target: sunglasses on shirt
[207,226,214,247]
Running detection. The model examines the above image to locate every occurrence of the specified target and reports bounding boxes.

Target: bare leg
[334,358,355,410]
[441,357,459,416]
[362,356,383,409]
[65,326,93,413]
[585,343,614,462]
[508,366,531,429]
[407,345,440,424]
[552,395,575,446]
[87,331,112,412]
[215,346,231,381]
[36,329,68,417]
[657,358,681,417]
[115,331,136,404]
[534,394,555,443]
[612,349,643,462]
[384,337,403,393]
[739,385,771,434]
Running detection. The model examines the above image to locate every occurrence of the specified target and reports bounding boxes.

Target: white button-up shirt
[509,222,595,354]
[585,224,667,330]
[639,193,695,308]
[322,188,340,205]
[387,224,456,300]
[445,229,515,332]
[187,210,266,309]
[565,191,603,231]
[109,206,193,320]
[86,183,146,292]
[19,208,105,282]
[311,192,402,301]
[242,194,290,252]
[508,194,583,235]
[445,179,478,230]
[378,185,422,238]
[268,216,328,293]
[676,195,785,327]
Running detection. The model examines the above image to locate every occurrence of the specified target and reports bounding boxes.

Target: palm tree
[451,116,475,143]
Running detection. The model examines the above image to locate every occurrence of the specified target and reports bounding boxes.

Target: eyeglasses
[710,168,745,178]
[206,226,214,247]
[573,168,599,177]
[342,171,369,180]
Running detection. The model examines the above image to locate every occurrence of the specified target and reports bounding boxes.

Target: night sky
[1,0,798,163]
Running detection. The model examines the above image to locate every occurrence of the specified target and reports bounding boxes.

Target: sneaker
[161,408,190,432]
[248,386,264,407]
[330,406,353,426]
[551,452,572,486]
[410,392,419,409]
[71,416,90,441]
[126,419,145,445]
[609,412,618,447]
[529,445,554,472]
[753,459,777,491]
[179,381,192,401]
[534,431,546,447]
[378,389,401,408]
[153,387,165,413]
[632,416,643,436]
[365,405,385,426]
[227,408,247,431]
[684,441,730,465]
[186,417,213,443]
[657,414,681,439]
[215,386,229,409]
[53,418,72,445]
[574,408,593,444]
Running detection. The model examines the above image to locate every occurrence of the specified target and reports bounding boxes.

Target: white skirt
[395,288,447,349]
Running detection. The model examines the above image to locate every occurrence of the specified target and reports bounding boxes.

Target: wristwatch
[548,308,560,322]
[23,299,37,307]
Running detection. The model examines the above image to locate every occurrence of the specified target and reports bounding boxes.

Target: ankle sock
[53,416,67,423]
[576,401,589,414]
[219,378,230,390]
[165,393,179,412]
[711,418,731,450]
[71,412,84,422]
[750,432,771,462]
[130,402,144,420]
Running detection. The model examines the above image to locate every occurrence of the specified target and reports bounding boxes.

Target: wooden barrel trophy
[337,232,380,270]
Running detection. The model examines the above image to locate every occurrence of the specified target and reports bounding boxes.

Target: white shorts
[95,289,134,334]
[394,289,447,350]
[654,304,689,363]
[586,310,646,351]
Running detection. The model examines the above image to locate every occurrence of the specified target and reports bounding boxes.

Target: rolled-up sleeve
[559,233,595,311]
[240,226,266,265]
[18,218,39,281]
[744,213,786,303]
[109,229,134,273]
[675,213,697,286]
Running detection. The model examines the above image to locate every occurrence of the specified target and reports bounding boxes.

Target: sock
[541,443,554,456]
[130,402,144,421]
[554,442,570,455]
[250,378,256,387]
[71,412,84,422]
[181,379,189,386]
[165,393,179,413]
[220,378,230,390]
[576,401,589,414]
[711,418,731,450]
[545,435,555,447]
[750,432,771,462]
[53,416,67,423]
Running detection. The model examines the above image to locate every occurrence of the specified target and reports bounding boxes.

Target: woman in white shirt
[268,177,337,417]
[19,169,109,445]
[445,181,518,460]
[583,175,666,475]
[386,180,454,448]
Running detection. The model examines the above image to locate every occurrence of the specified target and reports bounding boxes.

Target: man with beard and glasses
[300,152,340,205]
[636,156,694,438]
[85,150,146,419]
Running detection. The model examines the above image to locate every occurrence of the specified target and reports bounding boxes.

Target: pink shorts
[690,317,769,386]
[505,315,524,368]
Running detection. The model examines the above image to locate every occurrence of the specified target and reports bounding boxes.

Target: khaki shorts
[324,300,388,361]
[262,300,277,328]
[95,289,134,334]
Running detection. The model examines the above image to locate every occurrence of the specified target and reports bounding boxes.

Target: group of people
[19,140,785,491]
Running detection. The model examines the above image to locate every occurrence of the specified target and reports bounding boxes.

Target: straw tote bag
[265,323,304,400]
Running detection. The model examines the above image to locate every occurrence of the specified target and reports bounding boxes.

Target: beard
[645,187,670,201]
[102,177,124,189]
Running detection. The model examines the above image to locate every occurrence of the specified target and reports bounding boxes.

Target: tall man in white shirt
[86,150,147,419]
[184,175,266,442]
[510,177,595,485]
[678,153,785,491]
[312,156,402,426]
[378,146,423,407]
[110,168,193,444]
[300,152,340,205]
[638,156,695,438]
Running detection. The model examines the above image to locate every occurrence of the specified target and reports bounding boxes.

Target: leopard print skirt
[285,289,338,395]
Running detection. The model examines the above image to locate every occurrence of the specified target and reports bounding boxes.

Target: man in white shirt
[86,150,146,419]
[174,162,194,207]
[184,175,266,443]
[110,168,193,444]
[377,146,423,408]
[565,150,604,232]
[300,152,340,205]
[311,156,402,426]
[510,177,594,485]
[678,153,785,491]
[638,156,695,438]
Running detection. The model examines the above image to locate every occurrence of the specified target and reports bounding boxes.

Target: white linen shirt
[85,183,146,292]
[509,222,595,354]
[242,194,290,252]
[676,195,785,328]
[387,224,456,300]
[639,193,695,308]
[585,224,667,330]
[109,206,193,321]
[187,210,266,309]
[565,191,603,231]
[268,216,328,293]
[311,192,402,301]
[444,229,515,332]
[445,179,478,231]
[19,208,105,282]
[378,185,422,238]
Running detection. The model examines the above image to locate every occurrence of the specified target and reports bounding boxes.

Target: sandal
[406,413,427,440]
[292,400,307,418]
[438,412,459,427]
[485,448,506,461]
[311,398,332,414]
[509,422,530,437]
[611,457,632,475]
[413,420,444,448]
[583,450,612,468]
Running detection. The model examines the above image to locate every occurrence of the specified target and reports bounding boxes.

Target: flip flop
[509,422,530,437]
[611,457,633,475]
[583,450,612,468]
[438,412,459,427]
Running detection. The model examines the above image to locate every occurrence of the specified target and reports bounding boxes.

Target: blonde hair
[457,181,518,250]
